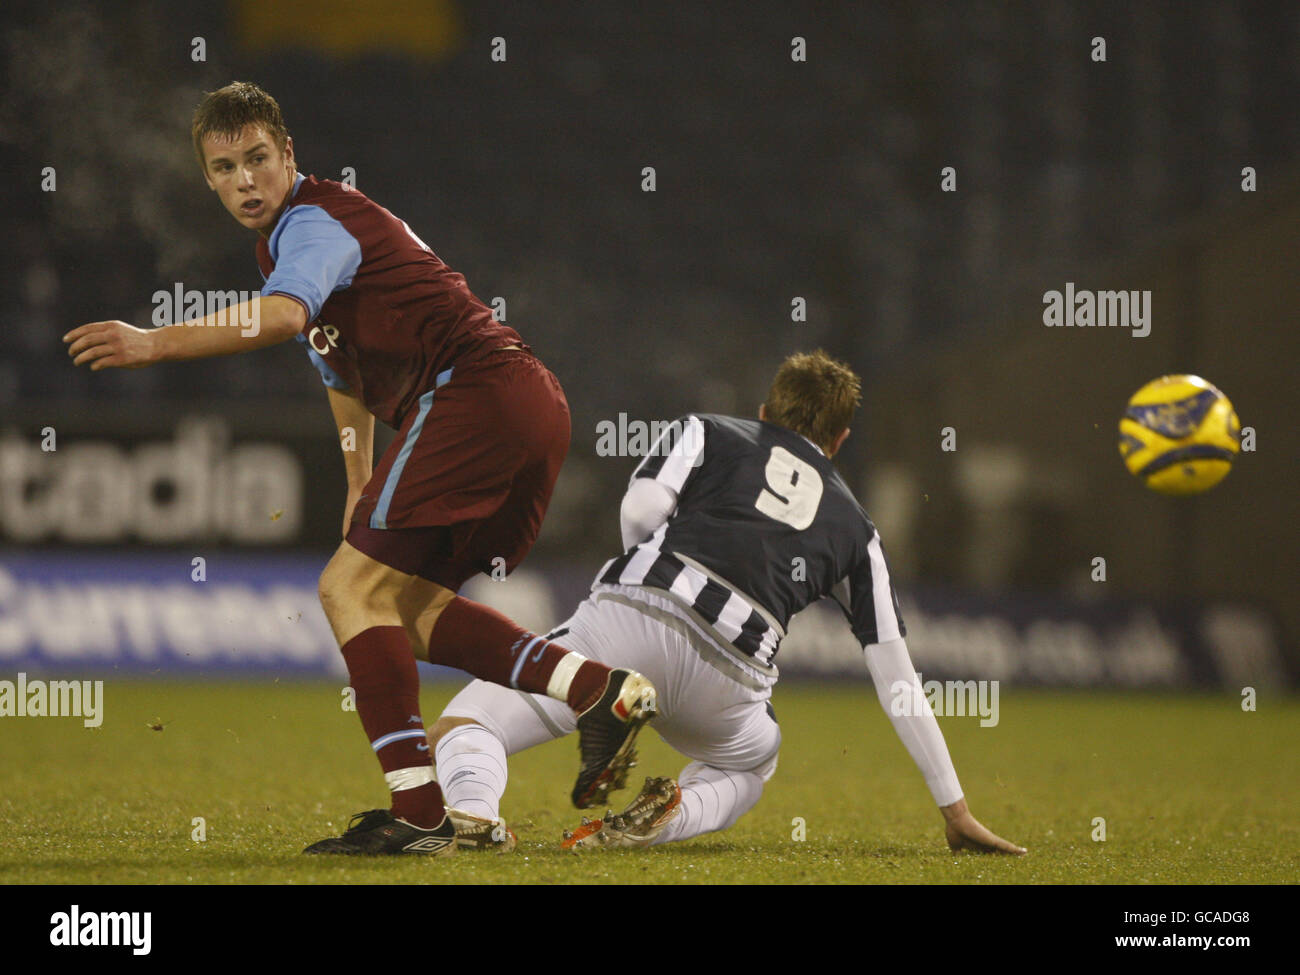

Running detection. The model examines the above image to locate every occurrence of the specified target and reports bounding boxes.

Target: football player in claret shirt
[428,351,1026,855]
[64,81,657,855]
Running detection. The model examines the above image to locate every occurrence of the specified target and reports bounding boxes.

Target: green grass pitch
[3,681,1297,884]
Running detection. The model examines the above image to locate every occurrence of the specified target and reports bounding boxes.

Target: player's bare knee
[317,553,354,621]
[428,716,482,751]
[318,545,385,621]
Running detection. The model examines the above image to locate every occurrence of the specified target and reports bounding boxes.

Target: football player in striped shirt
[63,81,656,856]
[430,351,1025,855]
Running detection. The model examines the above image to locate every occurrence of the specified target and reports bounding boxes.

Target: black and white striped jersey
[592,413,905,669]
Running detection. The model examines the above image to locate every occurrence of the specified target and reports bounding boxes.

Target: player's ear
[283,135,295,168]
[829,427,850,457]
[758,403,767,421]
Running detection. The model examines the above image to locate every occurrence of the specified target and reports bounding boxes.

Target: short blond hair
[763,350,861,452]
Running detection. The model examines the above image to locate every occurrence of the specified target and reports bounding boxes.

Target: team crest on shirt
[307,323,343,355]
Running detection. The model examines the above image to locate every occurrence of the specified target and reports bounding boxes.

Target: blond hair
[762,350,861,452]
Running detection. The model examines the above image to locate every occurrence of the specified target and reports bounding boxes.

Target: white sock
[434,723,508,819]
[653,761,764,845]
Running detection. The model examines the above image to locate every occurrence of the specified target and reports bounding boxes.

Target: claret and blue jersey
[255,172,522,428]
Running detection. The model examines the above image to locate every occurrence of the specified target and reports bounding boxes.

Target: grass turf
[2,681,1296,884]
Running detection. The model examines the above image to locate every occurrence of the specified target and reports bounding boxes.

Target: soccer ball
[1118,375,1241,495]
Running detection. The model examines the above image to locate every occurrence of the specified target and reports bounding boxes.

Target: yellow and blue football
[1118,375,1241,495]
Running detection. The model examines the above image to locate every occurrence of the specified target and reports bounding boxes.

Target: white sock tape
[386,766,436,792]
[547,651,587,701]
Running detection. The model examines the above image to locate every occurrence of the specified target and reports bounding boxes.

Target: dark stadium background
[1,0,1296,692]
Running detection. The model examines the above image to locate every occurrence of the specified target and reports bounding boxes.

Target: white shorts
[442,584,782,779]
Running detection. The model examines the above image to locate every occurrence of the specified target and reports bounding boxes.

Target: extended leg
[402,578,610,713]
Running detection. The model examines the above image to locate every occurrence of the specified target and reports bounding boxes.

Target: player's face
[201,124,297,237]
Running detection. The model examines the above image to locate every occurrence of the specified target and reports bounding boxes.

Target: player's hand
[940,798,1027,855]
[64,320,159,370]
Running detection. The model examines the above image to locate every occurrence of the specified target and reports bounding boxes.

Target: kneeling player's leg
[427,719,502,820]
[654,759,773,845]
[651,678,782,845]
[430,678,576,820]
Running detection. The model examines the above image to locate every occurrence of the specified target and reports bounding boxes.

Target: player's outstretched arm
[64,295,307,370]
[326,385,375,536]
[863,637,1026,856]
